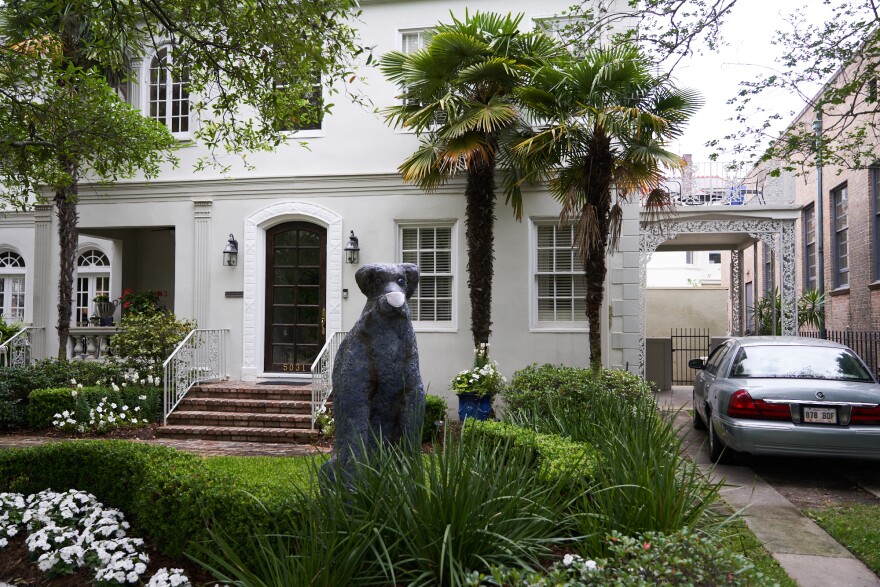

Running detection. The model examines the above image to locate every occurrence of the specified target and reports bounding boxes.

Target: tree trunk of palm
[55,160,79,360]
[581,137,613,371]
[465,155,496,348]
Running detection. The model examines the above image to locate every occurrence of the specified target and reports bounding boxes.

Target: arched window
[149,47,189,134]
[75,249,111,326]
[0,250,25,323]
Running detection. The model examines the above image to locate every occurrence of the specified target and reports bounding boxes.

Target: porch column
[779,219,798,335]
[32,204,53,360]
[193,200,213,328]
[752,245,759,334]
[730,249,743,335]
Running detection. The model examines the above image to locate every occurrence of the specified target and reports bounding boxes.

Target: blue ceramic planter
[457,392,492,421]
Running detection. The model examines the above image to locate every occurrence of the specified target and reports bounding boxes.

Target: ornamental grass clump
[503,365,722,556]
[196,431,574,587]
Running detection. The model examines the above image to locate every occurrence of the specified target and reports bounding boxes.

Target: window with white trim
[75,249,110,326]
[534,223,587,327]
[832,183,849,288]
[0,250,25,323]
[149,47,189,135]
[400,28,433,54]
[400,225,453,324]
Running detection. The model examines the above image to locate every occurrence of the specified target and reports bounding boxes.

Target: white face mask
[385,291,406,308]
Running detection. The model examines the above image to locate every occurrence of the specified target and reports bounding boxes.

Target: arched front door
[264,222,326,374]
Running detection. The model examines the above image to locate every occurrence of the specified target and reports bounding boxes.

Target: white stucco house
[0,0,644,407]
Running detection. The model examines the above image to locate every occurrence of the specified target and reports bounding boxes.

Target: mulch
[0,425,160,441]
[0,534,217,587]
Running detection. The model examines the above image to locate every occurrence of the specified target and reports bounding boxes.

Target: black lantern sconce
[223,233,239,266]
[344,230,360,265]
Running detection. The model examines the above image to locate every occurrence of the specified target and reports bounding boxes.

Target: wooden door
[264,222,326,373]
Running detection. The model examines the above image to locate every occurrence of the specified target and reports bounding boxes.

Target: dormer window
[149,47,190,135]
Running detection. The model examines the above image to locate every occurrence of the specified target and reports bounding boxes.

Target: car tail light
[850,405,880,425]
[727,390,791,421]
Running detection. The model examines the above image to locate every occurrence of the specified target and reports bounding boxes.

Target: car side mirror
[688,358,705,370]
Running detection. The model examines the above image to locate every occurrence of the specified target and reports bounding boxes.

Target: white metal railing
[644,161,796,208]
[162,329,228,425]
[0,326,34,367]
[310,331,347,429]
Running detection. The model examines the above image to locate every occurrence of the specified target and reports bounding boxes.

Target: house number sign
[282,363,310,372]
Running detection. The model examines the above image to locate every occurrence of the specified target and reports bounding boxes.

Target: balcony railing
[644,161,796,208]
[0,326,39,367]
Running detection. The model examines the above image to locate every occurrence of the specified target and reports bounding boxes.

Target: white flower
[77,383,83,390]
[70,378,77,385]
[563,553,575,566]
[584,559,598,571]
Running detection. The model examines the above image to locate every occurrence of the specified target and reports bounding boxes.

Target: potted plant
[451,343,506,421]
[92,294,118,321]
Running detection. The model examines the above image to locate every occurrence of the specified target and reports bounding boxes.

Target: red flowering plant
[117,289,163,315]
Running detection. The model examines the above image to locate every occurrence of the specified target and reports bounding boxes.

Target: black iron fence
[800,330,880,378]
[671,328,710,385]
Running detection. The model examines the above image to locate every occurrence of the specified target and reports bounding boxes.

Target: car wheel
[707,414,731,465]
[692,392,707,430]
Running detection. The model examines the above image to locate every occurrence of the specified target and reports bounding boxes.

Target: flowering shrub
[450,343,507,397]
[30,379,161,432]
[118,289,163,315]
[465,529,761,586]
[0,488,191,585]
[315,405,334,438]
[111,312,196,379]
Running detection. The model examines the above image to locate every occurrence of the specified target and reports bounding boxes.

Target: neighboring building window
[149,47,189,134]
[75,249,110,326]
[804,204,817,290]
[685,251,694,264]
[832,183,849,288]
[535,223,587,327]
[0,250,25,323]
[874,169,880,280]
[400,225,453,323]
[763,243,774,294]
[709,252,721,264]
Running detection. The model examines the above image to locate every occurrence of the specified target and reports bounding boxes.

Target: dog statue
[321,263,426,485]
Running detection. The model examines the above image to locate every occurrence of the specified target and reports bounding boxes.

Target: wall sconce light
[223,233,239,266]
[344,230,360,264]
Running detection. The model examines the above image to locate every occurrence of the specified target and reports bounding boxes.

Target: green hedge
[422,394,448,442]
[462,419,599,489]
[0,441,306,559]
[28,385,163,430]
[502,364,652,417]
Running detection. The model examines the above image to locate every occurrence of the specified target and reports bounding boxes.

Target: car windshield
[728,345,874,382]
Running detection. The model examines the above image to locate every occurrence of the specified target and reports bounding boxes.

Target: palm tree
[516,45,701,370]
[380,11,562,347]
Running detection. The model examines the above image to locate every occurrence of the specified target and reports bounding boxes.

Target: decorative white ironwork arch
[639,217,797,374]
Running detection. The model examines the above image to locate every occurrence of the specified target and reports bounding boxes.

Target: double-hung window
[873,168,880,281]
[534,222,587,328]
[0,251,26,323]
[763,243,774,294]
[149,47,190,136]
[400,224,454,327]
[832,184,849,288]
[803,204,817,291]
[75,249,111,326]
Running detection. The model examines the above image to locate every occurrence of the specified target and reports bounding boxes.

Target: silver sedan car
[690,336,880,463]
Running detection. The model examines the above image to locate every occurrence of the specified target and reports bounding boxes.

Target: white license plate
[803,406,837,424]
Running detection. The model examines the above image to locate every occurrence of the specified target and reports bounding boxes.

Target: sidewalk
[658,386,880,587]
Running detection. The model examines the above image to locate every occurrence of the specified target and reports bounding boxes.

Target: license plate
[803,406,837,424]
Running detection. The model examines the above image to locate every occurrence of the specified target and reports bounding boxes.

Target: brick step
[187,386,312,401]
[167,411,312,428]
[176,397,315,414]
[156,425,319,443]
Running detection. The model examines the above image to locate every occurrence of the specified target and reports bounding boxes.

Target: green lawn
[203,454,327,491]
[716,518,797,587]
[807,504,880,576]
